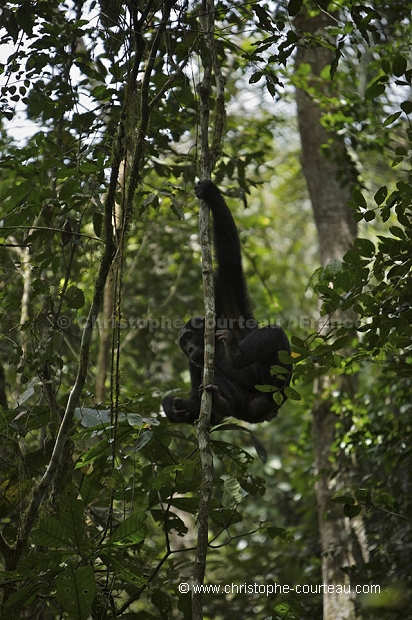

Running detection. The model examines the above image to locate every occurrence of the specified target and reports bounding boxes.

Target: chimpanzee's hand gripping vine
[162,180,291,424]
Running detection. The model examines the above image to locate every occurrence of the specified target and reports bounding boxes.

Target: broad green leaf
[354,489,371,505]
[251,433,268,464]
[401,100,412,114]
[270,364,291,375]
[284,386,301,401]
[93,212,103,237]
[59,486,87,552]
[255,383,277,393]
[331,335,350,351]
[343,504,362,518]
[133,429,153,451]
[364,209,376,222]
[354,238,375,257]
[383,111,401,127]
[392,55,407,77]
[351,187,367,209]
[108,512,147,546]
[64,286,85,309]
[389,226,405,239]
[278,350,295,364]
[327,258,343,275]
[365,81,385,100]
[266,526,293,542]
[222,477,243,507]
[75,438,113,469]
[100,552,148,586]
[33,517,70,548]
[75,407,113,427]
[253,4,273,31]
[2,582,44,614]
[374,185,387,205]
[332,494,354,505]
[288,0,303,17]
[55,563,95,620]
[249,71,263,84]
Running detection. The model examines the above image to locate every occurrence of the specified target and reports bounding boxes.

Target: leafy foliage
[0,1,412,618]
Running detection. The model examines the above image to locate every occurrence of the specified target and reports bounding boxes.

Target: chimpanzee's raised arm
[195,180,253,325]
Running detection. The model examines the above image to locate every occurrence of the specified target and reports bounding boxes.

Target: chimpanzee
[162,180,291,424]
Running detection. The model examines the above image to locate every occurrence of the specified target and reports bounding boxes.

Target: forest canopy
[0,1,411,619]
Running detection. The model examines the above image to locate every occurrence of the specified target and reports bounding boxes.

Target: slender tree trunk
[294,11,368,620]
[95,277,114,402]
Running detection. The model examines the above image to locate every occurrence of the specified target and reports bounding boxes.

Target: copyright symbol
[57,315,71,329]
[178,582,190,594]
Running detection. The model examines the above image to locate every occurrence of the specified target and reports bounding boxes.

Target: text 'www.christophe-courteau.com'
[178,582,381,596]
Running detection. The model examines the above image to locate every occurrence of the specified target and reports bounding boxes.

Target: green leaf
[287,0,302,16]
[251,433,268,464]
[270,364,290,376]
[249,71,263,84]
[75,437,112,469]
[389,226,405,239]
[108,512,147,546]
[33,517,70,548]
[351,187,367,209]
[331,335,350,351]
[133,429,153,451]
[401,100,412,114]
[383,111,401,127]
[396,180,412,194]
[253,5,273,31]
[284,386,301,401]
[55,563,95,620]
[64,286,85,309]
[100,552,148,586]
[374,185,387,206]
[59,486,87,552]
[20,550,70,573]
[2,582,44,614]
[354,238,375,257]
[2,6,19,42]
[364,209,376,222]
[365,80,385,100]
[75,407,113,427]
[374,492,399,512]
[354,212,365,222]
[278,350,295,364]
[75,426,130,469]
[355,488,372,506]
[326,258,343,275]
[266,526,293,542]
[93,212,103,237]
[381,58,391,74]
[255,383,276,393]
[290,335,306,348]
[332,494,354,505]
[223,477,243,507]
[343,504,362,518]
[169,496,200,515]
[392,55,407,77]
[127,413,144,426]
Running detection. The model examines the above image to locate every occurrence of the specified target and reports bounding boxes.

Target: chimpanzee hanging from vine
[163,180,291,424]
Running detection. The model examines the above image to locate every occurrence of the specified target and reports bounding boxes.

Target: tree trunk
[294,11,368,620]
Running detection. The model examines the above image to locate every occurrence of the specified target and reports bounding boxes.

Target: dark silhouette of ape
[163,180,291,424]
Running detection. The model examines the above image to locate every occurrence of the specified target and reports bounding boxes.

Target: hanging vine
[192,1,226,617]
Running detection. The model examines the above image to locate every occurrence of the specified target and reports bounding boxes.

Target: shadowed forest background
[0,1,411,619]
